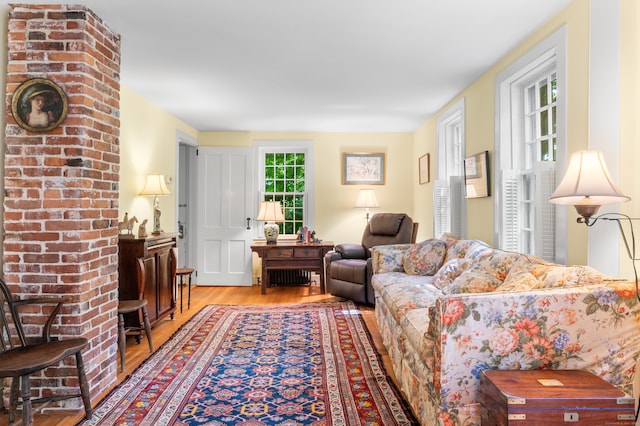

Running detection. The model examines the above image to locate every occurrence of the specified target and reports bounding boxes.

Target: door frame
[175,130,198,269]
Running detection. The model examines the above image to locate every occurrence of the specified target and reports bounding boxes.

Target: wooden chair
[117,257,153,372]
[0,278,92,425]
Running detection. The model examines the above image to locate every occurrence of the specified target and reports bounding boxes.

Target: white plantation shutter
[501,170,520,252]
[534,161,556,261]
[449,176,465,238]
[433,180,449,238]
[434,178,465,239]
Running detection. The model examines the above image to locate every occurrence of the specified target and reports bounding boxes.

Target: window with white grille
[495,27,567,263]
[256,141,314,237]
[435,99,466,239]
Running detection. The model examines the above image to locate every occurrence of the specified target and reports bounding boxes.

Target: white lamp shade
[256,201,285,222]
[354,189,379,209]
[139,174,171,196]
[549,150,630,206]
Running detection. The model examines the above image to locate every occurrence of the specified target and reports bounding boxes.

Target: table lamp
[354,189,379,221]
[139,174,172,235]
[257,201,285,244]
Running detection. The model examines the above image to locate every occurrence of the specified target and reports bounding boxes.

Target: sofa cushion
[536,265,610,289]
[403,239,447,276]
[371,244,412,274]
[433,258,470,289]
[477,250,523,281]
[371,273,440,327]
[498,256,555,292]
[447,239,491,261]
[441,265,503,294]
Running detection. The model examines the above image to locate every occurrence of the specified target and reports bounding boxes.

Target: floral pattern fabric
[402,239,447,276]
[371,238,640,426]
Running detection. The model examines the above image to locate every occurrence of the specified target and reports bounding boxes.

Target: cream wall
[199,131,414,244]
[414,0,593,264]
[619,0,640,279]
[118,87,198,234]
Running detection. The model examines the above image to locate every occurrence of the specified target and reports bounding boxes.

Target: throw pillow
[433,258,470,289]
[441,265,503,294]
[402,239,447,276]
[370,244,413,274]
[536,265,610,289]
[477,251,523,281]
[498,261,555,292]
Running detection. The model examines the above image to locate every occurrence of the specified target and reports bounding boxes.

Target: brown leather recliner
[325,213,417,305]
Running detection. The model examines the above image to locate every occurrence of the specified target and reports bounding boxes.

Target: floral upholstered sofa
[370,234,640,426]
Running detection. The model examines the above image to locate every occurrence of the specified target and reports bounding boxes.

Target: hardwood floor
[1,283,393,425]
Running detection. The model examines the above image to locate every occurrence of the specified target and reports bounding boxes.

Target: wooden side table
[250,241,334,295]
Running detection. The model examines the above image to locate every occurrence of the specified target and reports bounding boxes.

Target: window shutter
[433,179,449,238]
[449,176,465,238]
[534,161,556,261]
[501,170,520,252]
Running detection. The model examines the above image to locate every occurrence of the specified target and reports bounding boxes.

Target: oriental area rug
[80,302,418,426]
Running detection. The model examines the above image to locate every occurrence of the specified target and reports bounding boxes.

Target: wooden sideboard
[118,234,177,326]
[250,241,334,295]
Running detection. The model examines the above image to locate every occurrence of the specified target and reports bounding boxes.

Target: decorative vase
[264,222,279,244]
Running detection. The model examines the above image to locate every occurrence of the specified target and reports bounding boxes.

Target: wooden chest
[479,370,635,425]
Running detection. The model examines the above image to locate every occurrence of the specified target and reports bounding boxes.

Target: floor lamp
[549,149,640,420]
[355,189,379,222]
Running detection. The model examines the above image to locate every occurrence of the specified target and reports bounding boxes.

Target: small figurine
[138,219,148,238]
[118,212,137,236]
[118,212,129,235]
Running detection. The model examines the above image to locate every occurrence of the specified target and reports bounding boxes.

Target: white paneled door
[196,147,255,286]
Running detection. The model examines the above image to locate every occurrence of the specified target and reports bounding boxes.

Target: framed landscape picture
[342,152,385,185]
[419,153,430,184]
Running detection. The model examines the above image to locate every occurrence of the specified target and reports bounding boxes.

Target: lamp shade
[549,150,629,207]
[139,174,171,196]
[354,189,379,209]
[256,201,285,222]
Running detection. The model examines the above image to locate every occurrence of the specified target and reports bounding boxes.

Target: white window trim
[253,140,315,235]
[435,98,467,239]
[494,25,568,264]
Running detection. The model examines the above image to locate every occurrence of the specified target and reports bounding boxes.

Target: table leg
[319,269,326,294]
[261,264,267,295]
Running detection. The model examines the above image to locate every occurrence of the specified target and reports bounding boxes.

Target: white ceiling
[8,1,573,132]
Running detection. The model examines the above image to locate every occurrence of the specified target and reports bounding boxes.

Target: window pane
[539,79,548,106]
[526,86,536,113]
[540,110,548,136]
[540,139,549,161]
[265,153,275,166]
[551,74,557,102]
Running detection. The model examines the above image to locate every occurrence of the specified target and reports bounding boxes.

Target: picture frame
[464,150,490,198]
[418,153,430,184]
[342,152,385,185]
[11,78,68,133]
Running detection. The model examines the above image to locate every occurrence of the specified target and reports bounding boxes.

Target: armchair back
[361,213,415,257]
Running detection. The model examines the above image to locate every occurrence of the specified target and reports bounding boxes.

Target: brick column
[3,4,121,408]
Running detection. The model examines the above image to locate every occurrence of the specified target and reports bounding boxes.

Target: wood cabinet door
[142,256,158,324]
[155,247,174,321]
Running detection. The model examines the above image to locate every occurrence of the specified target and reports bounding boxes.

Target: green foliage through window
[263,152,306,235]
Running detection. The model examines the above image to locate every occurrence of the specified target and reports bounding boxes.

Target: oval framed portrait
[11,78,68,132]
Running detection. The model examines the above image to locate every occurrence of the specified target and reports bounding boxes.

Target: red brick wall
[3,4,121,408]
